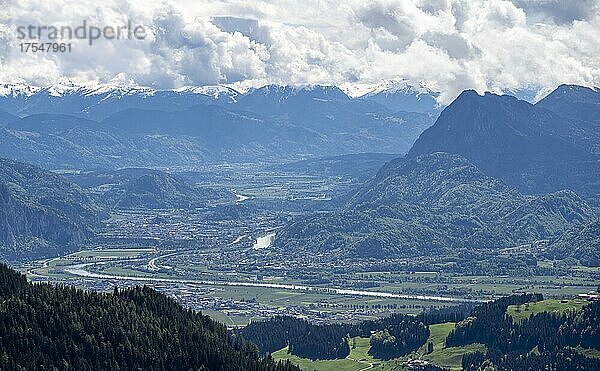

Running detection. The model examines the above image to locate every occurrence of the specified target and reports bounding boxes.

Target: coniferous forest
[0,264,299,371]
[462,348,600,371]
[236,316,353,360]
[367,318,429,360]
[446,293,600,352]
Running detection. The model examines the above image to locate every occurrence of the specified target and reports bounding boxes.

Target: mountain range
[0,83,239,120]
[536,84,600,126]
[0,81,441,120]
[0,82,439,169]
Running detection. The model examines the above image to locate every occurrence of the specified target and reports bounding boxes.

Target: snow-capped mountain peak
[174,85,240,101]
[339,79,436,98]
[0,83,42,97]
[363,80,436,97]
[0,82,241,100]
[342,80,442,114]
[0,82,244,119]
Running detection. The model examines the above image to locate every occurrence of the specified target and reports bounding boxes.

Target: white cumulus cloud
[0,0,599,103]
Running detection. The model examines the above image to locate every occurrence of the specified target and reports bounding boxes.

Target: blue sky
[1,0,599,103]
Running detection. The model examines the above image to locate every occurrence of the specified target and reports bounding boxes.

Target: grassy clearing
[573,346,600,359]
[421,343,485,370]
[418,322,455,353]
[272,344,367,371]
[418,322,486,370]
[506,298,588,322]
[201,310,235,325]
[272,337,400,371]
[201,310,252,327]
[346,337,400,370]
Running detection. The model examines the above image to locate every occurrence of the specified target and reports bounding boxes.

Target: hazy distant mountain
[237,85,350,114]
[0,113,174,169]
[357,81,441,115]
[408,88,600,205]
[0,109,16,125]
[536,84,600,123]
[535,84,600,154]
[67,168,235,210]
[235,84,374,127]
[275,152,594,258]
[0,83,436,169]
[7,113,98,133]
[102,103,410,162]
[0,158,101,257]
[234,84,435,152]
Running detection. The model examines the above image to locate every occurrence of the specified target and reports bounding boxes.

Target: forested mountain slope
[0,264,299,371]
[0,158,101,257]
[275,153,594,259]
[408,88,600,206]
